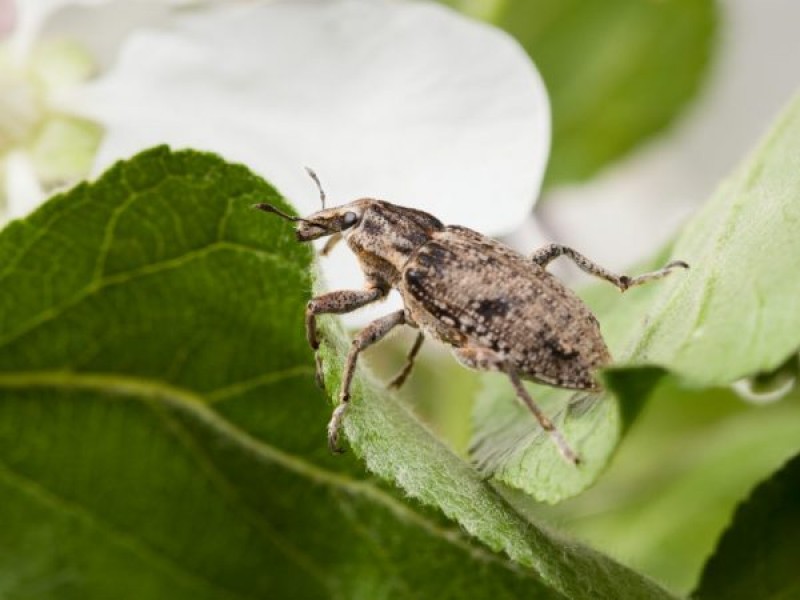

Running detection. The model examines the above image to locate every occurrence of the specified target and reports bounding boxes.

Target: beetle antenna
[305,167,326,210]
[252,203,312,223]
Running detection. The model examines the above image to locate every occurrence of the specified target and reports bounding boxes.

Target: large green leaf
[539,382,800,596]
[0,147,674,599]
[694,451,800,600]
[442,0,717,184]
[470,93,800,502]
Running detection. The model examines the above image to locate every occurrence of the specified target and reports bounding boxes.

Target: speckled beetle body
[255,172,688,464]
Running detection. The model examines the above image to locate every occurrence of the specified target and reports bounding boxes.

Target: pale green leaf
[616,93,800,387]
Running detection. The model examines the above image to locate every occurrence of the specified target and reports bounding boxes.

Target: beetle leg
[328,310,406,453]
[320,232,343,257]
[621,260,691,289]
[454,346,580,465]
[387,331,425,390]
[506,368,580,465]
[530,243,688,292]
[306,287,385,388]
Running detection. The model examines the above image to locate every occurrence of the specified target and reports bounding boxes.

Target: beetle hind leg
[531,243,688,292]
[387,332,425,390]
[454,346,580,465]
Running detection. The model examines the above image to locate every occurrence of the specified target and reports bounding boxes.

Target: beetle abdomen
[399,228,611,390]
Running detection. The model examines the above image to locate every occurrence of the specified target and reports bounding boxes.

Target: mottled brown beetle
[255,170,688,464]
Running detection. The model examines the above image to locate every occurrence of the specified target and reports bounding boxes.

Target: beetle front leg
[454,346,580,465]
[328,310,406,453]
[530,243,688,292]
[306,287,385,388]
[320,232,343,257]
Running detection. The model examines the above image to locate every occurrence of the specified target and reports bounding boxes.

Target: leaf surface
[540,382,800,595]
[615,94,800,386]
[694,451,800,600]
[0,147,674,599]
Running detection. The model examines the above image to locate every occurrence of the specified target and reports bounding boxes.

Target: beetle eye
[342,212,358,229]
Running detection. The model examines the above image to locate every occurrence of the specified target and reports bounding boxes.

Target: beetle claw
[327,404,348,454]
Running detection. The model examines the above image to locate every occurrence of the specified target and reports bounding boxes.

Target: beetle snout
[295,222,329,242]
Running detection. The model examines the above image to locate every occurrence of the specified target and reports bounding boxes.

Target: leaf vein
[150,401,335,593]
[0,460,256,600]
[206,364,315,403]
[0,370,523,576]
[0,241,286,350]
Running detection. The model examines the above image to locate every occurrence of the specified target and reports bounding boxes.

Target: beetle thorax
[346,200,444,286]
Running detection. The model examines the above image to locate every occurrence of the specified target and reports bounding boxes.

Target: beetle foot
[387,371,408,390]
[327,404,348,454]
[667,260,690,270]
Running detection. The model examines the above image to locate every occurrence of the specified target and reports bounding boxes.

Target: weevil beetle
[254,170,688,464]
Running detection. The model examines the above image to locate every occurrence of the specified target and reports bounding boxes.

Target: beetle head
[254,169,442,285]
[252,202,365,242]
[254,167,367,242]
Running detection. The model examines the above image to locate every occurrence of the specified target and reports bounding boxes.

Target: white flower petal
[40,0,174,72]
[4,150,45,219]
[81,0,549,233]
[8,0,173,63]
[77,0,549,324]
[0,0,16,39]
[7,0,82,61]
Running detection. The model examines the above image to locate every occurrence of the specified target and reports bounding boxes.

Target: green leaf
[470,384,619,504]
[0,147,674,599]
[694,451,800,600]
[610,91,800,396]
[469,93,800,502]
[442,0,717,184]
[540,382,800,596]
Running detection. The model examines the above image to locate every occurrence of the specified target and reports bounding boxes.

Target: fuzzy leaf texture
[442,0,717,184]
[0,147,675,600]
[471,92,800,502]
[609,93,800,387]
[694,451,800,600]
